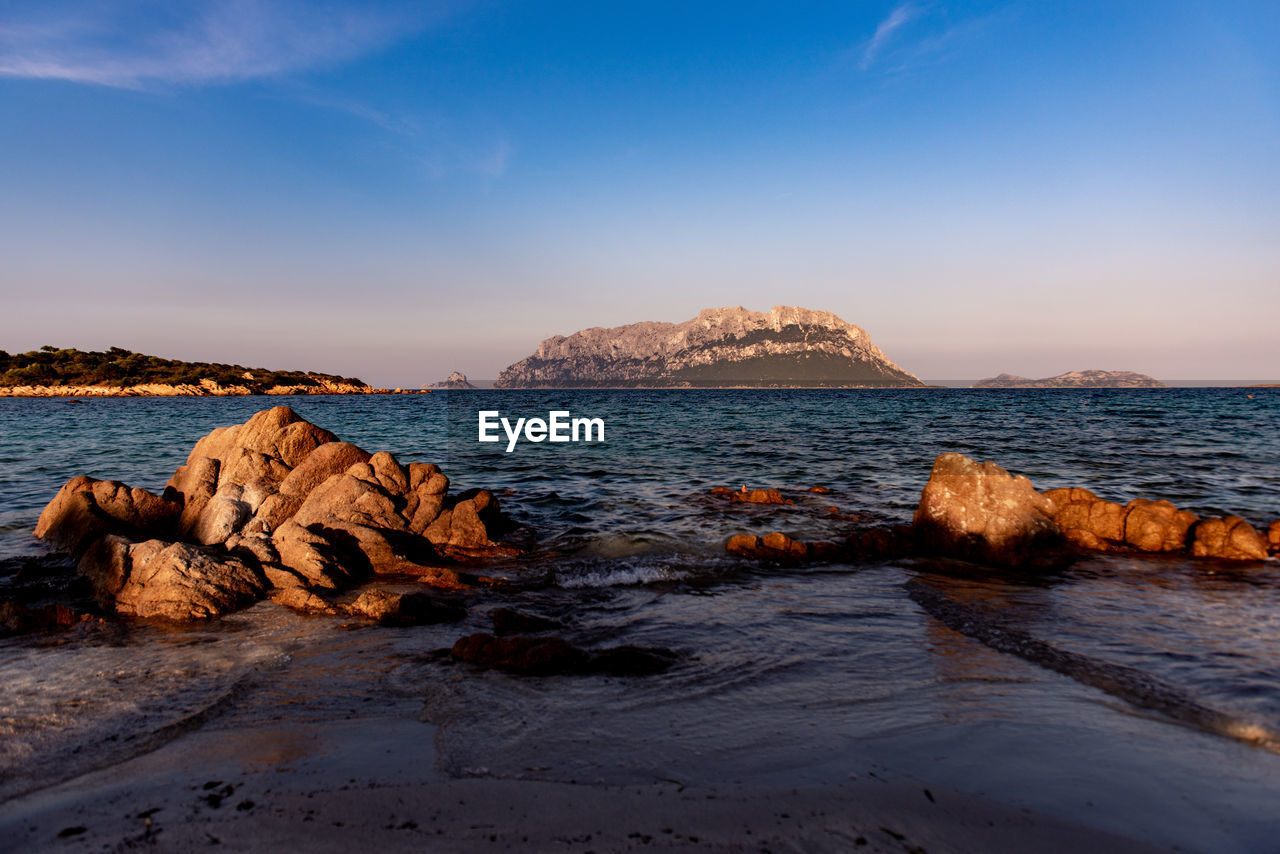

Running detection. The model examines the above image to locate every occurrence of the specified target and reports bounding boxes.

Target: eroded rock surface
[35,406,521,621]
[913,453,1064,566]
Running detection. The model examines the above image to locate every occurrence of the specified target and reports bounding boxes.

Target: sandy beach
[0,711,1163,854]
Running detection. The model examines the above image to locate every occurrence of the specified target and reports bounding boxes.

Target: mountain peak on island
[432,371,476,389]
[495,305,923,388]
[973,370,1166,388]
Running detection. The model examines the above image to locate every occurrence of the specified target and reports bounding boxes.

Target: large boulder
[191,482,253,545]
[35,406,521,620]
[424,490,515,560]
[167,456,220,538]
[78,535,265,620]
[277,441,371,499]
[1122,499,1198,552]
[1189,516,1269,561]
[272,520,364,590]
[913,453,1063,566]
[34,477,178,556]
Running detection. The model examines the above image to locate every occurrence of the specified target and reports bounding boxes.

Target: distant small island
[0,346,383,397]
[431,371,477,389]
[973,370,1166,389]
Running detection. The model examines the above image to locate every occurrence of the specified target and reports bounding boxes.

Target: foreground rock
[35,406,523,621]
[726,455,1274,569]
[917,454,1270,567]
[913,454,1064,566]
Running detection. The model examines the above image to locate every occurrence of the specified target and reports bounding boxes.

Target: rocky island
[495,305,923,388]
[432,371,477,389]
[973,370,1166,388]
[0,346,385,397]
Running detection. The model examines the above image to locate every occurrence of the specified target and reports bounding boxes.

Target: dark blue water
[1,389,1278,851]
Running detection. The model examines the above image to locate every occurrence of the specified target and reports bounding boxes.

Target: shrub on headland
[0,347,366,392]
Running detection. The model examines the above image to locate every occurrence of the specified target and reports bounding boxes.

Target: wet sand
[0,715,1163,853]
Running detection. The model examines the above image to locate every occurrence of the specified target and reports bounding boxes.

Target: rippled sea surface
[1,389,1278,851]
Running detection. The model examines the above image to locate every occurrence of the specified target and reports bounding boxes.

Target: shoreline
[0,714,1164,854]
[0,385,432,398]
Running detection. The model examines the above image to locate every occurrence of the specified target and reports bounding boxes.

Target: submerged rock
[913,453,1064,567]
[711,487,792,505]
[491,607,564,635]
[35,405,523,621]
[451,633,589,676]
[450,632,678,677]
[0,599,88,637]
[344,589,466,626]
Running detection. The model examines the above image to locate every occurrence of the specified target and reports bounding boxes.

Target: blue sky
[1,1,1277,384]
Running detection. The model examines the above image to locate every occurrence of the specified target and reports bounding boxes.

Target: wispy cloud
[860,3,923,71]
[0,1,437,89]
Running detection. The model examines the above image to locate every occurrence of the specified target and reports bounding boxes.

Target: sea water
[0,389,1277,850]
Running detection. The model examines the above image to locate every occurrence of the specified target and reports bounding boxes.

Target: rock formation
[34,406,520,621]
[723,455,1274,569]
[432,371,477,389]
[495,306,923,388]
[911,454,1270,566]
[973,371,1166,388]
[913,454,1064,566]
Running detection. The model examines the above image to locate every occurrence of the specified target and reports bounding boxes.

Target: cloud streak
[0,1,433,89]
[860,3,923,71]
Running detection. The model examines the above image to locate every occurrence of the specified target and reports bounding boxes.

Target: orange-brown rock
[1189,516,1269,561]
[1122,499,1198,552]
[167,456,220,538]
[276,441,371,498]
[711,487,791,505]
[913,453,1063,566]
[271,520,363,590]
[344,589,466,626]
[725,533,760,556]
[1269,520,1280,555]
[725,531,821,561]
[79,536,265,620]
[807,486,831,494]
[404,463,449,534]
[1042,487,1127,544]
[34,477,178,556]
[738,488,789,505]
[35,406,521,620]
[243,492,304,536]
[424,491,514,560]
[269,587,339,615]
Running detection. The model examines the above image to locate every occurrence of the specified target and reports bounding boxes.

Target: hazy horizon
[3,1,1278,387]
